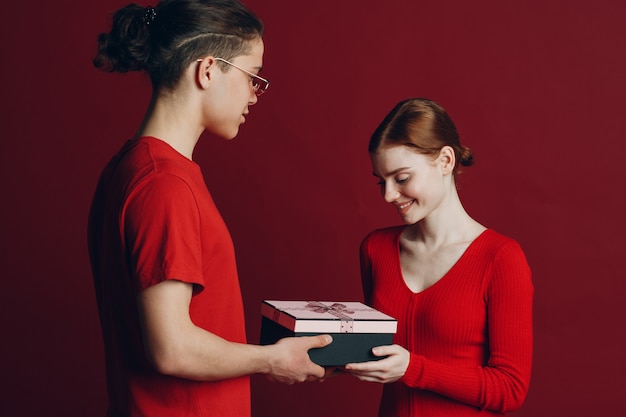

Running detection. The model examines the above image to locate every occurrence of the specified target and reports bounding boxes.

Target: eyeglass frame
[196,57,270,96]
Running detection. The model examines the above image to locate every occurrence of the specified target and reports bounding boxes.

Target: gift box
[260,300,397,366]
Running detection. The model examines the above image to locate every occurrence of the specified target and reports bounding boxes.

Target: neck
[406,187,484,247]
[135,90,204,160]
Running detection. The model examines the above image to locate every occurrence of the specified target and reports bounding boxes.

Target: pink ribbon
[305,302,354,320]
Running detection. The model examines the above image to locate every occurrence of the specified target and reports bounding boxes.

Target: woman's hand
[343,344,410,384]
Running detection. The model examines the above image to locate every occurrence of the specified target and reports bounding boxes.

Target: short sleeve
[123,173,204,292]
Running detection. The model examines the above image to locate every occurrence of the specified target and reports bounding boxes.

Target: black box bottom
[259,316,393,366]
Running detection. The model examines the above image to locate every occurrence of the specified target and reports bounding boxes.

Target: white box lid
[261,300,397,334]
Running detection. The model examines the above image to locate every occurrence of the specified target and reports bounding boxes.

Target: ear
[438,146,456,175]
[195,57,215,89]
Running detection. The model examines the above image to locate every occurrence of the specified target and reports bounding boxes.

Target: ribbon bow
[305,302,354,319]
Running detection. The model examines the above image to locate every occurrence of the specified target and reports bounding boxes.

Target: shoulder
[363,225,404,242]
[119,138,203,197]
[475,229,527,260]
[129,137,199,176]
[476,230,533,288]
[361,225,405,252]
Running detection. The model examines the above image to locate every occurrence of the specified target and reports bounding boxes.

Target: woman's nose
[383,184,399,203]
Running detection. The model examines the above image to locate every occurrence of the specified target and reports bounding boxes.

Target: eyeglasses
[197,57,270,96]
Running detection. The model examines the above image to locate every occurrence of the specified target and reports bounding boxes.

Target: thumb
[371,345,392,357]
[306,334,333,349]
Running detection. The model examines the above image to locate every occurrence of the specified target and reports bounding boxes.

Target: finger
[371,345,393,357]
[304,334,333,348]
[344,360,380,371]
[309,363,326,379]
[348,372,380,383]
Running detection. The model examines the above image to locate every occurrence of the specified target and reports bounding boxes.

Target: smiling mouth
[396,200,414,210]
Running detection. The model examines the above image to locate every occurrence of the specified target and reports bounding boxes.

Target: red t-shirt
[88,136,250,417]
[360,227,533,417]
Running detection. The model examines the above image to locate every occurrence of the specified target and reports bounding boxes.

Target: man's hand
[265,335,333,384]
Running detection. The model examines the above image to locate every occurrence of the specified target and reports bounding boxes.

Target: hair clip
[143,6,157,26]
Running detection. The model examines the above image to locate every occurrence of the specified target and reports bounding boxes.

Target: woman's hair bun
[459,145,474,167]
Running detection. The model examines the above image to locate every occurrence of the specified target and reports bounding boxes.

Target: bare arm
[137,279,332,384]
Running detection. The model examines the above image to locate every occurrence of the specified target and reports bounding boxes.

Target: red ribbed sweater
[360,227,533,417]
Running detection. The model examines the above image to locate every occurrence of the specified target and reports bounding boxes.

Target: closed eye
[395,175,409,184]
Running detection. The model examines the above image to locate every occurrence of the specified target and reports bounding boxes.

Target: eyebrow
[373,167,412,178]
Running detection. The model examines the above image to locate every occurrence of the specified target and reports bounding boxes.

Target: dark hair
[93,0,263,90]
[369,98,474,174]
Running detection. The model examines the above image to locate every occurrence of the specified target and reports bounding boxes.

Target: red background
[1,1,625,416]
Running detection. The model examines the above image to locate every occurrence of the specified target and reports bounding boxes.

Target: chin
[228,125,243,140]
[401,215,422,225]
[223,134,238,141]
[205,123,240,140]
[218,128,240,141]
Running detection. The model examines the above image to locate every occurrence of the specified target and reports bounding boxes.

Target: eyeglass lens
[253,78,268,95]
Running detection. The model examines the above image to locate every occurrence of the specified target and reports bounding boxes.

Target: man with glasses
[88,2,331,416]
